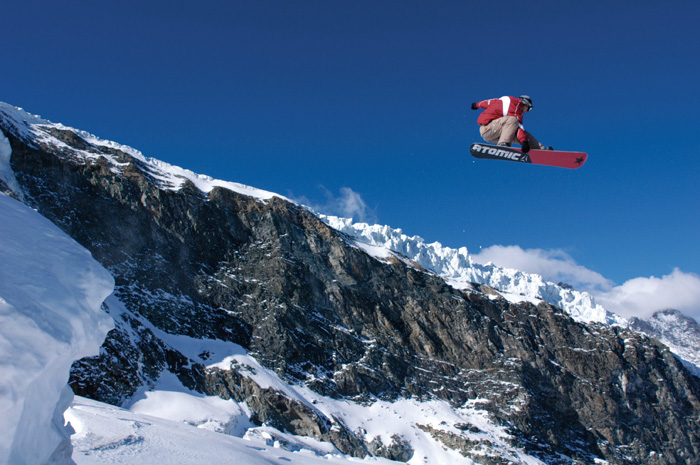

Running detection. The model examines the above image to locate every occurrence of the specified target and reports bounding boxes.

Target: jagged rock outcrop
[2,106,700,464]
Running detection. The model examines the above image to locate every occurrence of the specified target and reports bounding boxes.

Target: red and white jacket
[475,96,529,143]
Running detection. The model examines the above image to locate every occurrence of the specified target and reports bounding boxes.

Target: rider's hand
[521,140,530,153]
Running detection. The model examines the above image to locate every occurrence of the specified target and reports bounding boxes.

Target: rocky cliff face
[2,104,700,465]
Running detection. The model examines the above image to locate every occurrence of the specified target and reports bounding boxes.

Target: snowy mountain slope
[71,296,548,464]
[0,193,113,465]
[1,99,697,375]
[67,383,548,465]
[3,101,700,464]
[70,394,529,465]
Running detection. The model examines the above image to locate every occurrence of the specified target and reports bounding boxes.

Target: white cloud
[593,268,700,321]
[294,186,377,223]
[471,245,700,322]
[471,245,614,292]
[334,187,373,221]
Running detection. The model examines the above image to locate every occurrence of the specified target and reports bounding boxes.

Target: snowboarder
[470,95,550,153]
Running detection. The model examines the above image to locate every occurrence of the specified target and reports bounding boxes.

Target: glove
[471,102,478,110]
[521,140,530,153]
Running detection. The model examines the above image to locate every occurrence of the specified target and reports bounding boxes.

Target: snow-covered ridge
[0,102,284,202]
[322,215,623,326]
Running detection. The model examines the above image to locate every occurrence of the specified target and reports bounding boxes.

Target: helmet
[520,95,533,109]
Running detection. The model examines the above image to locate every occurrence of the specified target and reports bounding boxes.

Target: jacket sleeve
[475,99,493,110]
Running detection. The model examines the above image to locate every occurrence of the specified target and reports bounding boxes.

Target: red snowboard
[470,143,587,169]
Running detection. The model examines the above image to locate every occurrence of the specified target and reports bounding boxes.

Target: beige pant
[479,116,544,148]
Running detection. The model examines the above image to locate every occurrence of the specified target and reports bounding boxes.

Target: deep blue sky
[2,0,699,287]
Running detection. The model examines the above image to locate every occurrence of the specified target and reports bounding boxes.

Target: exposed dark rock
[367,434,413,462]
[204,365,369,457]
[418,423,512,465]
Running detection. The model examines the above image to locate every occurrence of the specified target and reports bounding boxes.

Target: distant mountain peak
[629,308,700,375]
